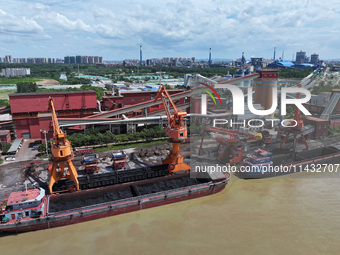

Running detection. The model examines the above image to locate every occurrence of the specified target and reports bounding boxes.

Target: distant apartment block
[1,68,30,77]
[0,56,56,64]
[4,55,13,63]
[64,55,103,64]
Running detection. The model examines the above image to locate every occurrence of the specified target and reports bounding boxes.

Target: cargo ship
[235,146,340,179]
[0,170,230,233]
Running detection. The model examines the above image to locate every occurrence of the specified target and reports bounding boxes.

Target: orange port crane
[154,86,190,174]
[48,97,79,193]
[277,83,308,151]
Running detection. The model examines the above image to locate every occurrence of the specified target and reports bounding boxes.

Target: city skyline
[0,0,339,61]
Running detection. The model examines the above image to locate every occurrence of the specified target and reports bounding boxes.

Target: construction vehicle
[154,86,190,174]
[199,127,244,165]
[48,97,79,193]
[277,83,308,151]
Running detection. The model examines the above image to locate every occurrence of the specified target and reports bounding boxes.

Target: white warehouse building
[1,68,31,77]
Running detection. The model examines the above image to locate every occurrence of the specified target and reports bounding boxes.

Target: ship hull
[0,173,229,233]
[235,146,340,179]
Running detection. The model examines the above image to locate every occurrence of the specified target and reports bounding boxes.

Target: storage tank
[254,69,279,110]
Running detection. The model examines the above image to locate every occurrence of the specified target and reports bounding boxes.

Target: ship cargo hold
[0,171,230,233]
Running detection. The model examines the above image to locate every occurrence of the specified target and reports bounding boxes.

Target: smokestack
[282,51,284,61]
[273,47,276,60]
[209,48,211,66]
[140,45,142,66]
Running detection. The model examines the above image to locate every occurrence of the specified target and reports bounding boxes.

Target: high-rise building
[70,56,76,64]
[311,53,319,64]
[88,56,94,64]
[4,55,12,63]
[64,56,70,64]
[76,55,82,64]
[295,51,306,64]
[81,56,88,64]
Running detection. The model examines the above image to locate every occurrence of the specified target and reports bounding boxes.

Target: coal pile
[49,187,133,213]
[133,176,200,196]
[272,146,340,166]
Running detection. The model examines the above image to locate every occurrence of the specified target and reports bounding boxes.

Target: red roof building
[9,91,97,139]
[101,89,188,117]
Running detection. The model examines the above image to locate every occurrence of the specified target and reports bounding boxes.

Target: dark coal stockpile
[52,164,170,193]
[273,146,340,166]
[49,187,134,212]
[49,174,210,213]
[133,176,200,196]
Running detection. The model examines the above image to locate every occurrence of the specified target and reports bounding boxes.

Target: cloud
[0,9,44,35]
[35,11,94,33]
[0,0,340,59]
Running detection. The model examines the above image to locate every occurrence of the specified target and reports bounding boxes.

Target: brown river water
[1,171,340,255]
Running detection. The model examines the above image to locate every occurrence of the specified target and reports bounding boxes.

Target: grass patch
[93,139,168,153]
[0,77,41,85]
[0,90,16,100]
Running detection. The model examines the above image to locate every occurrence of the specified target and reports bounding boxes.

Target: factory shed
[268,61,294,69]
[9,91,97,139]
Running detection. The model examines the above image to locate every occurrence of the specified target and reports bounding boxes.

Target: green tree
[104,130,115,145]
[16,82,38,93]
[0,142,11,154]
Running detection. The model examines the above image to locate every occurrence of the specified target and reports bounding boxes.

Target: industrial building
[1,68,30,77]
[9,91,97,139]
[296,51,306,64]
[311,53,319,64]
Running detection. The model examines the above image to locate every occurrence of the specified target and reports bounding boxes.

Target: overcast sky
[1,0,339,61]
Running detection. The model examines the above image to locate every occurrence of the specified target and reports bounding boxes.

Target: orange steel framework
[154,86,190,174]
[48,97,79,193]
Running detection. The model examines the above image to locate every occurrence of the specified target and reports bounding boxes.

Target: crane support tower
[48,97,79,193]
[154,86,190,174]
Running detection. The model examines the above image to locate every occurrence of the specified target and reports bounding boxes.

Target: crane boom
[48,97,65,143]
